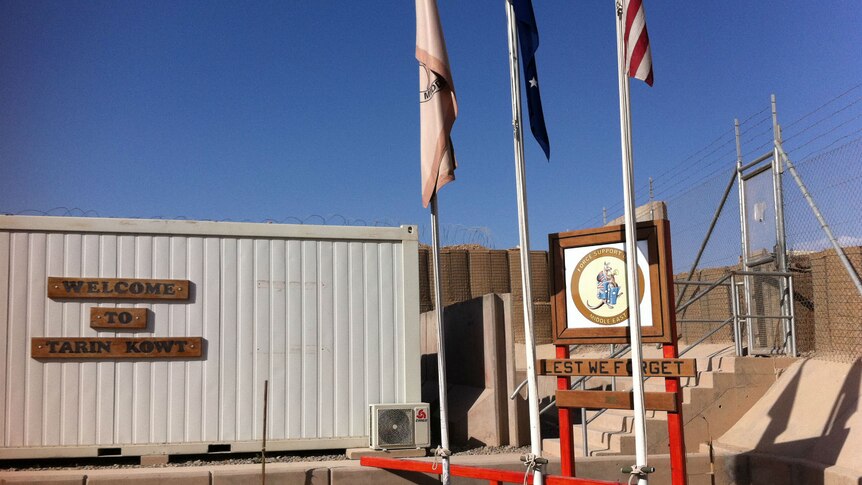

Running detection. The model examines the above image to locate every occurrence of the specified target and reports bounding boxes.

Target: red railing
[360,457,621,485]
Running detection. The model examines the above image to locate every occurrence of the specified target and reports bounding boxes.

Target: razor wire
[593,86,862,361]
[3,208,497,249]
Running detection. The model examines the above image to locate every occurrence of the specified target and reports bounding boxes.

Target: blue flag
[510,0,550,160]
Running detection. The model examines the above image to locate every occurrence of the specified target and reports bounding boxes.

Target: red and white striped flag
[624,0,653,86]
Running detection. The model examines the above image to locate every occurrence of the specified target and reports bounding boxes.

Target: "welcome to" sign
[47,277,190,300]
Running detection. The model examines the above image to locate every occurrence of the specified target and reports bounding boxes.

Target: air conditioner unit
[369,403,431,450]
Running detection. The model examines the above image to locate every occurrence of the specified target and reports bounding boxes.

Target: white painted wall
[0,216,420,456]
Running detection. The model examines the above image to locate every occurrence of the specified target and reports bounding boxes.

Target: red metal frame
[664,343,687,484]
[553,340,687,485]
[557,344,575,477]
[662,219,688,485]
[360,456,620,485]
[554,220,688,484]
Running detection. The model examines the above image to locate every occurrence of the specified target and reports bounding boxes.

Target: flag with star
[509,0,550,160]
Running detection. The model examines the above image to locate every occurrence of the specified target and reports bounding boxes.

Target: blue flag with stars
[510,0,550,160]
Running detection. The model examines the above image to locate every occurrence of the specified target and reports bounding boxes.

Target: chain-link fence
[598,89,862,362]
[782,139,862,361]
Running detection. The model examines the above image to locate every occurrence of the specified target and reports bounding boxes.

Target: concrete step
[550,361,757,457]
[544,347,795,459]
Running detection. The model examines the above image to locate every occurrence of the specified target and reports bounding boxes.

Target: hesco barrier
[0,215,421,459]
[418,243,861,358]
[419,247,552,345]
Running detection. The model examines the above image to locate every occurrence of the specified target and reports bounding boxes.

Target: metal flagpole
[505,3,544,485]
[429,194,452,485]
[614,1,649,483]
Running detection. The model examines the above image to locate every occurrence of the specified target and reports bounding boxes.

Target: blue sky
[1,1,860,250]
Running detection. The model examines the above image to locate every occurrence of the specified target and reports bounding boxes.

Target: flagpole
[614,1,649,484]
[505,3,544,484]
[429,194,452,485]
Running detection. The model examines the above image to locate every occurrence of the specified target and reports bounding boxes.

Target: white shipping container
[0,216,421,458]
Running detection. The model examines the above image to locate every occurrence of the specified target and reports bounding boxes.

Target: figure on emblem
[587,261,621,310]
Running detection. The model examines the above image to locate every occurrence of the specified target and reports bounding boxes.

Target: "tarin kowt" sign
[31,337,203,359]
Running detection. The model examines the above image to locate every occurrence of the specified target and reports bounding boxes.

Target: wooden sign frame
[548,219,675,344]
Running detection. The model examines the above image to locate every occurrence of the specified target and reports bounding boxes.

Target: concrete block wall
[419,294,528,447]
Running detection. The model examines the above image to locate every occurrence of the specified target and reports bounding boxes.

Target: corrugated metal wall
[0,217,420,452]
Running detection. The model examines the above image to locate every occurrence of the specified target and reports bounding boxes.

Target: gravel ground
[0,445,533,472]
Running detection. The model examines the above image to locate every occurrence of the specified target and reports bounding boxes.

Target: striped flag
[416,0,458,208]
[624,0,653,86]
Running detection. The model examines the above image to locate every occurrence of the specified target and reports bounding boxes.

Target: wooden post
[556,345,575,476]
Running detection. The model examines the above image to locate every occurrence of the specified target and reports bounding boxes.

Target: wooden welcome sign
[47,277,190,300]
[38,277,199,361]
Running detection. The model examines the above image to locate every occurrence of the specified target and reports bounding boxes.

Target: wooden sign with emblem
[90,307,148,329]
[47,277,190,300]
[31,337,203,359]
[548,219,675,344]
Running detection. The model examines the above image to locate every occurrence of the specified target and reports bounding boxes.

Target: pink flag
[416,0,458,208]
[624,0,654,86]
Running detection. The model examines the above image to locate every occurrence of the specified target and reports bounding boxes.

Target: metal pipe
[733,270,794,277]
[787,275,797,356]
[736,119,755,355]
[736,314,793,320]
[674,170,737,309]
[771,95,792,358]
[509,378,529,400]
[581,379,589,458]
[730,274,743,356]
[430,195,452,485]
[613,1,650,475]
[680,317,734,357]
[674,280,733,286]
[677,273,733,312]
[740,163,773,181]
[738,151,775,172]
[505,4,543,482]
[649,177,655,220]
[776,146,862,297]
[261,380,268,485]
[677,319,737,324]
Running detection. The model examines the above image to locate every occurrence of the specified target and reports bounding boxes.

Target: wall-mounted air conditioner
[369,403,431,450]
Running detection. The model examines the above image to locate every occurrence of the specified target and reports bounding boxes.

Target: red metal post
[662,221,688,485]
[359,456,619,485]
[664,342,687,485]
[556,344,575,477]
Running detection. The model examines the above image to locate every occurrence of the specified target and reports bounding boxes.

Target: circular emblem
[570,247,645,326]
